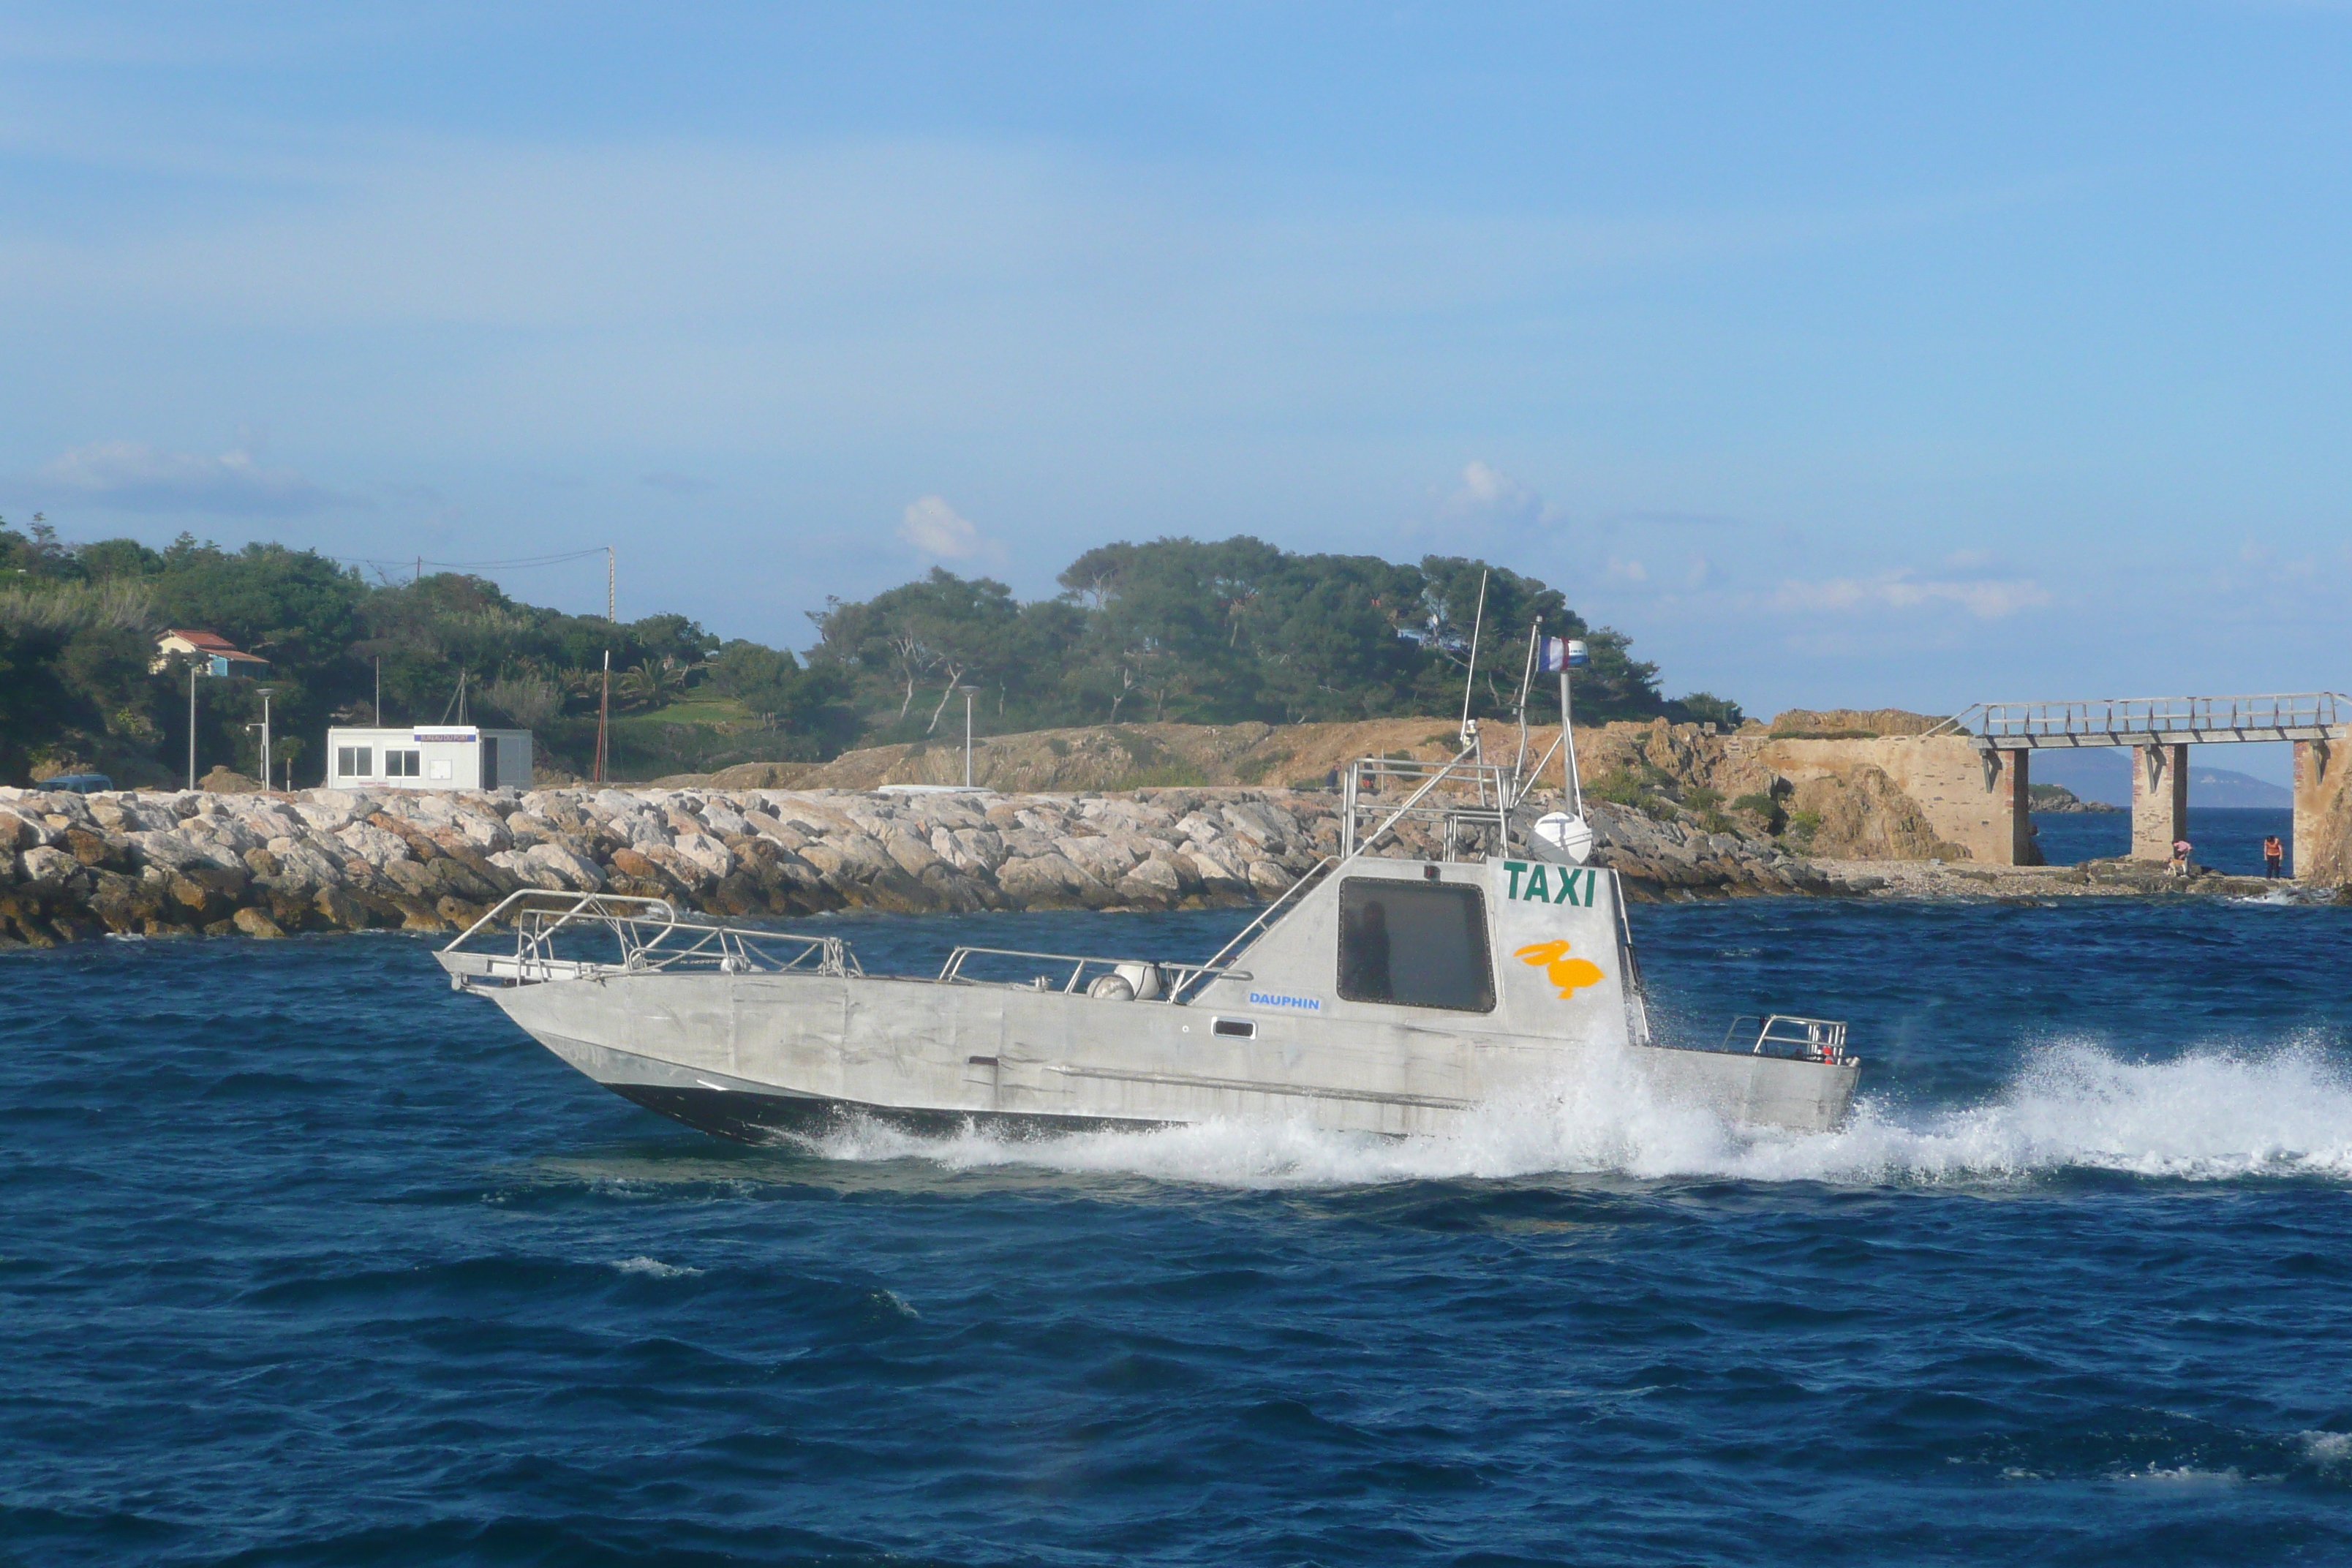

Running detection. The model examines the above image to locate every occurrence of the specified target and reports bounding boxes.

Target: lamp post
[958,685,981,787]
[256,686,276,789]
[187,660,200,790]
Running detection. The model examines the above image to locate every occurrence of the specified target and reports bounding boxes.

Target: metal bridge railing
[1926,693,2351,747]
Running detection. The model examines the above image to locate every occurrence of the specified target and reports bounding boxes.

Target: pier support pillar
[2293,737,2331,880]
[2131,743,2189,862]
[1989,747,2035,865]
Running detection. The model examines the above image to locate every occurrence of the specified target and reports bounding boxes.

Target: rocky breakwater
[0,782,1834,948]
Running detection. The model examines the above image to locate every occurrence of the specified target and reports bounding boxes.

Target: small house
[325,725,532,792]
[152,629,270,677]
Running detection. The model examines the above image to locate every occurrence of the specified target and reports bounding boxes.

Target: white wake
[788,1039,2352,1190]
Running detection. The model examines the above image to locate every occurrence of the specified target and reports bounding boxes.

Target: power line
[328,548,611,572]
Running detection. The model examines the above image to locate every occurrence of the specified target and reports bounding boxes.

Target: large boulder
[1789,766,1971,861]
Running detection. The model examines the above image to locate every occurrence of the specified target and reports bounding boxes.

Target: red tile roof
[164,629,268,661]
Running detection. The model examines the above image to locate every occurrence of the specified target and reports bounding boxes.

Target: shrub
[1730,791,1786,834]
[1590,771,1646,807]
[1667,691,1745,728]
[1109,728,1164,764]
[1232,753,1276,783]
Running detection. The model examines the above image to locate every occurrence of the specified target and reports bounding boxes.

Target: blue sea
[2034,806,2294,876]
[10,895,2352,1567]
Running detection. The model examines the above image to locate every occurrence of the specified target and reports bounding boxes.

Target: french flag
[1537,636,1590,673]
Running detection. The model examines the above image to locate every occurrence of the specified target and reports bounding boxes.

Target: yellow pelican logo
[1515,939,1605,999]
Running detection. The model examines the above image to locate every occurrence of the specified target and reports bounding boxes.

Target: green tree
[809,568,1024,734]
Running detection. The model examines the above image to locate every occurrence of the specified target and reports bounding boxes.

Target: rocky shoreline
[0,781,2319,949]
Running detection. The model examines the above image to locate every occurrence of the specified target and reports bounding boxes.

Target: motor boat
[436,739,1858,1142]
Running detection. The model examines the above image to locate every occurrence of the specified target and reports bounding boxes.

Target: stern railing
[1718,1013,1851,1065]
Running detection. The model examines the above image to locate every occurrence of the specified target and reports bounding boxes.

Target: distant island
[2028,750,2293,810]
[2029,783,2123,815]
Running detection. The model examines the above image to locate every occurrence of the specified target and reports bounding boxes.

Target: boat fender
[1112,961,1164,1000]
[1088,973,1137,1001]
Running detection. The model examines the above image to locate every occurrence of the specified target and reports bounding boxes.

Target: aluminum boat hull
[468,962,1860,1141]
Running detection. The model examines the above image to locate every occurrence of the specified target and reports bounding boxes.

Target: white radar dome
[1532,812,1594,865]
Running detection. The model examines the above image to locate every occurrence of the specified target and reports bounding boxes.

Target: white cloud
[1457,459,1523,509]
[1772,569,2051,619]
[1606,555,1650,583]
[897,494,987,559]
[36,440,343,515]
[1422,459,1569,539]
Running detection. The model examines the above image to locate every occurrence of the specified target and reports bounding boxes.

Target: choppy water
[9,897,2352,1566]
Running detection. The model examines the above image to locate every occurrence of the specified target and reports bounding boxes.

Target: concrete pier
[1994,747,2032,864]
[2131,743,2188,862]
[2294,737,2333,880]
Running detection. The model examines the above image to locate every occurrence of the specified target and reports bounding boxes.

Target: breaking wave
[789,1039,2352,1190]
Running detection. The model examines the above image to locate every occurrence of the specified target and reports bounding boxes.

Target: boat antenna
[1560,647,1583,818]
[1457,568,1489,749]
[1512,614,1540,780]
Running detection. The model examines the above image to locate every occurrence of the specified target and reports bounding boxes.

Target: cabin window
[335,746,372,778]
[1213,1018,1255,1039]
[1336,878,1496,1012]
[385,750,421,778]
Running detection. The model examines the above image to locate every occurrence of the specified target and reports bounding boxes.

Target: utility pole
[374,656,381,725]
[187,663,200,790]
[959,685,981,787]
[607,546,616,622]
[257,687,274,790]
[596,649,611,785]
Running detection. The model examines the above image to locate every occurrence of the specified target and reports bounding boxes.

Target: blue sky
[4,2,2350,773]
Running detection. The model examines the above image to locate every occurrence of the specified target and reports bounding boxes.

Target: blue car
[33,772,113,794]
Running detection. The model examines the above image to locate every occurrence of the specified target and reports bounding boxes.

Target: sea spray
[789,1038,2352,1189]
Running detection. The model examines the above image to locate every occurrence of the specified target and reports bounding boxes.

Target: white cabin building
[326,725,532,792]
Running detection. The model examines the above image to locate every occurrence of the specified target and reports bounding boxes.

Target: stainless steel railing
[442,889,861,985]
[936,945,1248,1000]
[1716,1013,1851,1064]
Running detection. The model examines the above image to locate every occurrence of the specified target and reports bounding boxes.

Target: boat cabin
[1184,851,1651,1058]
